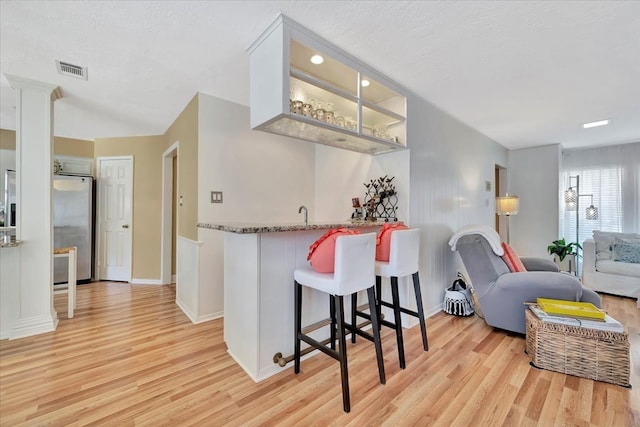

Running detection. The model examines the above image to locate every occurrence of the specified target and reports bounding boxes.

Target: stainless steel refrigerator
[53,174,94,284]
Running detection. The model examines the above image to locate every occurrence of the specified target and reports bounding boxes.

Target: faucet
[298,205,308,226]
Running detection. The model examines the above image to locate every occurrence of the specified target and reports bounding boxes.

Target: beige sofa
[582,231,640,299]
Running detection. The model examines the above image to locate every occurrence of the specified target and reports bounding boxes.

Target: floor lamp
[565,175,598,274]
[496,194,519,244]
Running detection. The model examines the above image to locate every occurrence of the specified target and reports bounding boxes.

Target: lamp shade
[586,205,599,220]
[565,188,577,204]
[496,195,519,216]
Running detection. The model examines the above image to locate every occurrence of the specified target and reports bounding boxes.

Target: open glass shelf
[263,116,401,155]
[249,17,408,156]
[287,39,407,151]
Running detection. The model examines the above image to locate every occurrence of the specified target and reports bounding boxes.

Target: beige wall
[1,129,16,150]
[165,94,198,241]
[54,136,94,158]
[1,129,93,156]
[94,135,167,280]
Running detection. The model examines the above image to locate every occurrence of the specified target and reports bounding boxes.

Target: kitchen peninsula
[198,220,385,381]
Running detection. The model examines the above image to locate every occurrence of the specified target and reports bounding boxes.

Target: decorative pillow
[593,231,640,261]
[612,240,640,264]
[501,242,527,273]
[375,222,409,261]
[307,228,361,273]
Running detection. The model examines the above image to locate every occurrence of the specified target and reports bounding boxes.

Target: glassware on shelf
[345,116,357,131]
[335,116,345,128]
[291,100,303,115]
[315,108,326,122]
[302,103,313,118]
[325,110,335,125]
[325,102,334,114]
[373,126,390,139]
[309,99,319,119]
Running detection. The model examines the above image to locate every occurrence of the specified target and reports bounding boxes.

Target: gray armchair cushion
[520,257,559,272]
[453,233,602,334]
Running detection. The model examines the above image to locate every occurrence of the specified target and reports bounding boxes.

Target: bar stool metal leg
[375,276,382,332]
[350,294,356,344]
[412,272,429,351]
[294,280,302,374]
[330,296,337,350]
[335,295,350,412]
[390,277,406,369]
[367,287,386,384]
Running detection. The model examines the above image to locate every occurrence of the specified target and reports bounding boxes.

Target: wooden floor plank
[0,282,637,426]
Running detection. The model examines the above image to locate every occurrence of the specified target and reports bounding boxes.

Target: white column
[5,74,62,339]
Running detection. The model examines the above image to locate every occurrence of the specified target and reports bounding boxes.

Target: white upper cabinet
[248,15,408,155]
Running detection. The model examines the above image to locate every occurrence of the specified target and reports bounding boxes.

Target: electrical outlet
[211,191,223,203]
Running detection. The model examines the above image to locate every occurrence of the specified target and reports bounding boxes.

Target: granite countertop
[197,220,390,234]
[0,238,23,248]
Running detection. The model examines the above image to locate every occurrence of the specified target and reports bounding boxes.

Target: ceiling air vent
[55,60,88,80]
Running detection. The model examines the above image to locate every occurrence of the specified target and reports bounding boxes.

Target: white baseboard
[10,314,58,340]
[425,304,443,318]
[175,297,223,324]
[194,311,223,324]
[175,297,197,323]
[130,278,163,285]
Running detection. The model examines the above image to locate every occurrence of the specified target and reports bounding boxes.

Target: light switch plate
[485,181,492,192]
[211,191,223,203]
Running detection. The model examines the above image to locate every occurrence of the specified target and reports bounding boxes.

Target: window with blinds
[560,142,640,248]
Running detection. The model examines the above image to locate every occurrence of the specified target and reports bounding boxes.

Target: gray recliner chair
[449,226,601,334]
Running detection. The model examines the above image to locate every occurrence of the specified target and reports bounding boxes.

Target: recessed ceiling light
[361,79,370,87]
[582,119,610,129]
[310,55,324,65]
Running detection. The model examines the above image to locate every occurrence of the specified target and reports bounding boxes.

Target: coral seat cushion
[376,222,409,261]
[501,242,527,273]
[307,228,361,273]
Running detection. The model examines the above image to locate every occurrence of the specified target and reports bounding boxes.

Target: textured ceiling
[1,1,639,150]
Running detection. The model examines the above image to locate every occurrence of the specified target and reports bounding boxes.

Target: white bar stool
[293,232,385,413]
[53,246,77,318]
[354,228,428,369]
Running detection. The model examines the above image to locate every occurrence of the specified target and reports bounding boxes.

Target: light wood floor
[0,282,638,426]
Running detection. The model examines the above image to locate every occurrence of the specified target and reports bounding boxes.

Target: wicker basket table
[525,309,630,388]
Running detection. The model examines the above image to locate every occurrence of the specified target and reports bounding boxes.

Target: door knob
[122,224,129,229]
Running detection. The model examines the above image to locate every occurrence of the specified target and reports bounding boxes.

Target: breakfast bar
[198,221,383,381]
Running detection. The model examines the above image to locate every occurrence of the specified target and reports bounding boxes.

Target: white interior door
[98,157,133,281]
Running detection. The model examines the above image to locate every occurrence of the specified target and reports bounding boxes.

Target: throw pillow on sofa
[501,242,527,273]
[592,230,640,261]
[307,228,361,273]
[612,238,640,264]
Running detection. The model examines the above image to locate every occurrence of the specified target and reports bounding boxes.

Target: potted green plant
[547,238,581,273]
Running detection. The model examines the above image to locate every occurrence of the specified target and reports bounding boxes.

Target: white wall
[408,95,508,313]
[197,93,316,317]
[314,145,410,223]
[508,144,561,258]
